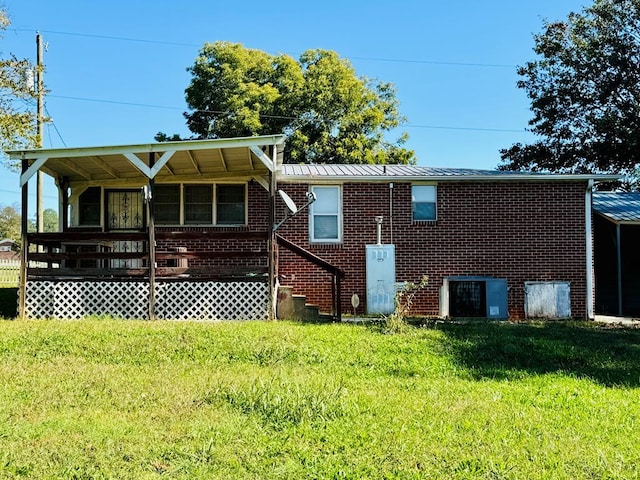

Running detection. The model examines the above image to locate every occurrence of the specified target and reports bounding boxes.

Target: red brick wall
[277,181,588,319]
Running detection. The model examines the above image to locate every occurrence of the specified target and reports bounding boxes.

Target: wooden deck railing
[275,234,345,321]
[25,231,271,281]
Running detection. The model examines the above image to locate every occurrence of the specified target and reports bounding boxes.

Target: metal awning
[593,192,640,225]
[6,135,285,188]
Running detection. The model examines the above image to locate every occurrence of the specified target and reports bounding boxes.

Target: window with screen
[412,185,437,221]
[216,184,245,225]
[309,185,341,243]
[78,187,101,226]
[154,185,180,224]
[184,185,213,224]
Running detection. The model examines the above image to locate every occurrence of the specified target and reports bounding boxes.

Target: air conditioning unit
[440,276,508,319]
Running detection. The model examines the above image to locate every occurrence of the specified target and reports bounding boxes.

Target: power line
[12,28,518,69]
[405,124,526,133]
[350,56,515,69]
[12,28,525,139]
[50,93,526,133]
[49,94,184,111]
[44,105,67,147]
[12,28,199,48]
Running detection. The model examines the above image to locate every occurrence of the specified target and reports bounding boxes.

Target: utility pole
[36,32,44,234]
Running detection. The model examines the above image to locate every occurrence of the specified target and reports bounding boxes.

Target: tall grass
[1,319,639,478]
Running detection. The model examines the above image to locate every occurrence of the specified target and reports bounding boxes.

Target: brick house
[276,164,615,320]
[7,135,615,320]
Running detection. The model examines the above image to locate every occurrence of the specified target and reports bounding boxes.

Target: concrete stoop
[277,286,332,322]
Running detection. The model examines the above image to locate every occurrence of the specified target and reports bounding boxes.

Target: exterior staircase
[277,285,334,322]
[275,234,346,322]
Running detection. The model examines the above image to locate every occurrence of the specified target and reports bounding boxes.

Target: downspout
[389,182,394,244]
[616,223,622,316]
[585,179,594,320]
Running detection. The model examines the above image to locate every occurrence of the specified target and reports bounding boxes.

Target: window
[309,185,341,242]
[412,185,437,221]
[217,184,245,225]
[152,183,248,226]
[184,185,213,224]
[78,187,101,225]
[154,185,180,224]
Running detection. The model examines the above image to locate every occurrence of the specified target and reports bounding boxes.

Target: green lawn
[1,319,639,479]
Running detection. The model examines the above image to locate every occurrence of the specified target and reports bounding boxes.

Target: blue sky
[2,0,586,213]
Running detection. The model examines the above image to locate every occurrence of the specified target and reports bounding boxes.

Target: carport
[593,192,640,317]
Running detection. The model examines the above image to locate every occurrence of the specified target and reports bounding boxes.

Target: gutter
[585,179,595,320]
[278,174,621,184]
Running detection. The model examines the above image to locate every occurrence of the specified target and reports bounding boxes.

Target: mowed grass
[1,319,640,479]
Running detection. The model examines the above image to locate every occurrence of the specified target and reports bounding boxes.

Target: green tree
[0,10,37,161]
[499,0,640,189]
[169,41,414,165]
[0,204,21,249]
[42,208,57,232]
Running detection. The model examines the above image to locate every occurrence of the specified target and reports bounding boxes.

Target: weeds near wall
[382,275,429,334]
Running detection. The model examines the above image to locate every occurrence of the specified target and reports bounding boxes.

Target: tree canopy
[0,10,37,159]
[499,0,640,188]
[167,41,414,165]
[0,205,57,251]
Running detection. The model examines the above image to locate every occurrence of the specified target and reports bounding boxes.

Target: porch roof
[7,135,285,188]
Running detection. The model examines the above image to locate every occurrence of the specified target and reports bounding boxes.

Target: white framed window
[216,184,246,225]
[154,185,180,225]
[152,183,247,226]
[184,185,213,224]
[309,185,342,243]
[412,185,437,221]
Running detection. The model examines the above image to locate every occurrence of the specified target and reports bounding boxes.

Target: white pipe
[389,182,394,244]
[375,216,383,245]
[585,179,594,320]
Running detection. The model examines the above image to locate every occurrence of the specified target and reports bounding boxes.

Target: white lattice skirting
[24,280,270,320]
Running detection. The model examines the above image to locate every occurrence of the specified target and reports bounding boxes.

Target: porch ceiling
[7,135,285,187]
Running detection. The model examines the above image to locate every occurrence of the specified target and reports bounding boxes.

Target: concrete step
[293,294,307,320]
[304,304,319,322]
[317,312,335,323]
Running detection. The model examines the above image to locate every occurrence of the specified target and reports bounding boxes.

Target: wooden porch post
[58,176,69,231]
[268,146,277,320]
[19,159,29,320]
[336,274,342,322]
[147,153,156,320]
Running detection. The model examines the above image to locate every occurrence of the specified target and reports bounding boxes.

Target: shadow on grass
[434,321,640,387]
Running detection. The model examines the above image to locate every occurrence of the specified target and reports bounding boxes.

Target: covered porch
[8,135,284,320]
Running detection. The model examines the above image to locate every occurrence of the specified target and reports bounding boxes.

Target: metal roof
[280,164,620,182]
[593,192,640,224]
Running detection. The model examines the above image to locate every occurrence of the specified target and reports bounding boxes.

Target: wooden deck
[25,230,270,281]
